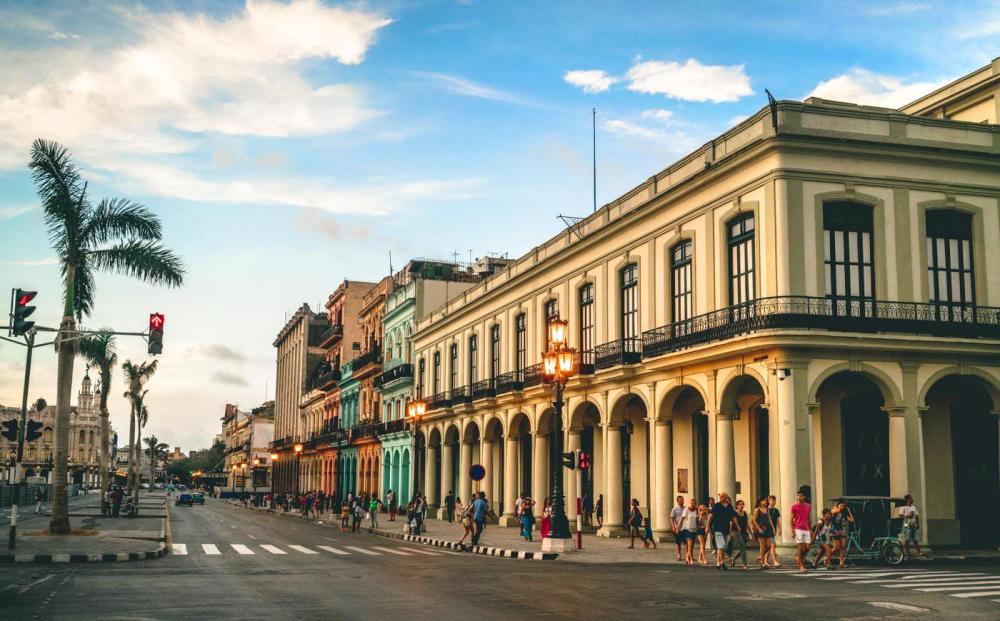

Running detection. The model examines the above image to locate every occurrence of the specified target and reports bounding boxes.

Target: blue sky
[0,0,997,452]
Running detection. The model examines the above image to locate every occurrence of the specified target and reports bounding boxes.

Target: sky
[0,0,997,452]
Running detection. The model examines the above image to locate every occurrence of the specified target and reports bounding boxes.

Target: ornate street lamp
[541,317,576,551]
[293,443,303,494]
[406,399,426,497]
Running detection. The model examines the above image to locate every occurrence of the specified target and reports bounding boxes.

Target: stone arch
[427,426,442,447]
[718,371,768,414]
[444,423,461,445]
[657,380,709,420]
[508,411,532,436]
[568,396,603,431]
[918,366,1000,409]
[808,362,902,407]
[609,390,651,425]
[536,407,558,434]
[463,419,481,443]
[483,414,504,441]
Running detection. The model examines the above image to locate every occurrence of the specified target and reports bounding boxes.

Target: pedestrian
[680,498,699,564]
[369,495,380,529]
[103,488,112,516]
[898,494,926,560]
[670,495,685,561]
[458,501,473,546]
[420,492,428,530]
[352,501,364,533]
[830,500,854,568]
[627,498,647,549]
[387,489,396,522]
[730,499,749,570]
[582,493,594,528]
[643,517,657,549]
[454,496,464,529]
[595,494,604,529]
[414,493,426,535]
[111,486,123,518]
[791,489,812,573]
[304,493,314,519]
[811,508,834,569]
[445,489,455,523]
[540,497,553,539]
[753,497,775,569]
[706,496,716,553]
[520,496,536,542]
[34,489,43,514]
[340,499,350,531]
[696,504,709,564]
[767,495,782,568]
[471,491,488,546]
[515,492,524,520]
[706,492,737,570]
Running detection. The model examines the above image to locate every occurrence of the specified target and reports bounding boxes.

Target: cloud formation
[564,58,753,103]
[200,344,247,363]
[563,70,618,93]
[809,68,941,108]
[212,371,249,387]
[415,72,532,105]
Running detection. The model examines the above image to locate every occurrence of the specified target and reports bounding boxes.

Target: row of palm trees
[30,139,185,534]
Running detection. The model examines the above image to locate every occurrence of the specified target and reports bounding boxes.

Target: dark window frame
[449,343,459,391]
[671,240,693,324]
[926,210,975,320]
[515,313,527,372]
[620,264,638,342]
[468,334,478,385]
[490,325,501,380]
[823,202,876,317]
[432,351,441,395]
[579,283,594,353]
[728,212,755,307]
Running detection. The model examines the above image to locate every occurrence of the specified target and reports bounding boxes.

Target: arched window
[727,213,755,306]
[620,264,639,344]
[543,299,558,350]
[926,210,975,321]
[823,202,875,317]
[671,240,693,325]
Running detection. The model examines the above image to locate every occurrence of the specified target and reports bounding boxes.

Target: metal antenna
[592,107,597,213]
[558,214,586,241]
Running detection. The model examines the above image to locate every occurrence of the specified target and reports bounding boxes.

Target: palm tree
[77,330,117,502]
[144,435,169,486]
[122,359,157,501]
[30,139,185,534]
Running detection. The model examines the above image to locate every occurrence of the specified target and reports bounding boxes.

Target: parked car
[153,483,164,490]
[140,483,150,490]
[175,493,194,507]
[192,493,205,505]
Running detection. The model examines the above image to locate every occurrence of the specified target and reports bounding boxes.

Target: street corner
[369,527,559,560]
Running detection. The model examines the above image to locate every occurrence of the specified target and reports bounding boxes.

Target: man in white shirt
[898,494,925,559]
[670,495,686,561]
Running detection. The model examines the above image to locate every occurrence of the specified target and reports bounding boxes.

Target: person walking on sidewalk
[730,499,749,570]
[471,491,488,546]
[34,489,44,514]
[696,504,709,564]
[340,499,350,531]
[386,489,396,522]
[898,494,926,560]
[582,493,593,528]
[458,501,473,546]
[753,497,775,568]
[811,508,834,569]
[643,517,657,549]
[679,498,699,564]
[445,490,455,524]
[540,497,553,539]
[670,495,685,560]
[706,492,738,570]
[767,495,782,568]
[520,496,536,542]
[111,486,123,518]
[368,495,380,529]
[627,498,647,548]
[830,500,854,568]
[791,490,812,573]
[595,494,604,529]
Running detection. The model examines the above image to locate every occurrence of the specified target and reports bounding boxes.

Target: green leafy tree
[30,139,185,534]
[77,330,117,501]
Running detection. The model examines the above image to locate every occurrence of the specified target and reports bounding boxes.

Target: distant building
[222,400,275,492]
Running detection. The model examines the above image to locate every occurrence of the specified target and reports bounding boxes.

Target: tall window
[544,299,558,349]
[418,358,425,398]
[468,334,478,384]
[728,213,755,306]
[432,351,441,395]
[671,240,693,324]
[490,325,501,379]
[515,313,527,372]
[927,210,975,321]
[620,264,638,344]
[579,284,594,354]
[823,202,875,317]
[449,343,459,390]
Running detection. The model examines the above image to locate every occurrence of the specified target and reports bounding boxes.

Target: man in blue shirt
[470,491,488,545]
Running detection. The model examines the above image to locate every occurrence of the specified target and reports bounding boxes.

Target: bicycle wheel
[882,540,904,565]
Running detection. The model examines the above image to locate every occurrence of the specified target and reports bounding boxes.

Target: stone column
[459,440,473,504]
[439,442,453,520]
[532,433,548,506]
[599,424,624,536]
[565,430,581,521]
[653,419,673,537]
[886,408,909,499]
[481,439,493,505]
[425,443,438,508]
[500,435,519,527]
[775,364,808,544]
[715,411,737,499]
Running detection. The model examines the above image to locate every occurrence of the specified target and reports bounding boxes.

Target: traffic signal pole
[575,454,583,550]
[8,329,34,549]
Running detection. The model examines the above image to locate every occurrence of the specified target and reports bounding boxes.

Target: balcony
[377,418,408,436]
[429,392,452,410]
[375,363,413,389]
[577,350,595,376]
[350,421,378,440]
[495,371,523,395]
[352,346,382,376]
[594,338,642,370]
[269,436,292,450]
[312,367,341,391]
[318,323,344,348]
[522,363,544,389]
[642,296,1000,358]
[471,379,496,400]
[450,385,472,405]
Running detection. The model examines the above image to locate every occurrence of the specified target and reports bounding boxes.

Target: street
[0,497,998,620]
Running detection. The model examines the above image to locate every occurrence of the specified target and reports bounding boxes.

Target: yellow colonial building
[410,59,1000,548]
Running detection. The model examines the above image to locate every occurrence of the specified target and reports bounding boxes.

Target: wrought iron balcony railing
[429,392,452,410]
[495,371,524,395]
[352,347,382,372]
[269,436,292,450]
[377,418,408,436]
[375,363,413,389]
[522,363,544,389]
[471,379,496,400]
[318,323,344,347]
[312,367,341,391]
[594,338,642,370]
[451,385,472,405]
[577,350,595,375]
[642,296,1000,359]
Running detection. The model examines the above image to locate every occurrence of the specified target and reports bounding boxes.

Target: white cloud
[0,205,36,220]
[809,68,942,108]
[564,69,618,93]
[415,72,531,105]
[641,109,674,122]
[0,0,392,169]
[604,119,662,140]
[860,2,930,16]
[625,58,753,103]
[2,257,60,267]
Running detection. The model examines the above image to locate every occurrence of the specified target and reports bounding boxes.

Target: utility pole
[7,329,35,549]
[593,107,597,213]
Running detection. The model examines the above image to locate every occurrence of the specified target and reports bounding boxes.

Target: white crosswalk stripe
[405,547,442,556]
[317,545,349,555]
[171,543,187,555]
[202,544,221,555]
[169,541,451,558]
[288,545,319,555]
[952,591,1000,598]
[231,544,255,555]
[778,566,1000,602]
[917,582,1000,592]
[343,546,381,556]
[372,546,412,556]
[260,544,286,555]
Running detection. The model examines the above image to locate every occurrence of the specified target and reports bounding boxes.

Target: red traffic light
[16,290,37,306]
[578,451,590,471]
[149,313,165,330]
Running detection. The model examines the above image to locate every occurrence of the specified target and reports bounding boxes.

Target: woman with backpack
[627,498,647,549]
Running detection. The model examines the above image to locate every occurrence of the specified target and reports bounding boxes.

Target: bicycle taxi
[832,496,906,565]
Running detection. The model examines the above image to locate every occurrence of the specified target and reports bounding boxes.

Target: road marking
[867,602,930,614]
[317,545,350,555]
[951,590,1000,598]
[816,571,914,581]
[231,544,254,555]
[247,534,257,540]
[372,546,412,556]
[202,544,221,555]
[916,582,1000,592]
[13,574,54,595]
[899,572,978,580]
[404,547,442,556]
[171,544,187,555]
[883,576,990,587]
[260,545,286,555]
[288,545,319,555]
[343,546,381,556]
[230,525,237,529]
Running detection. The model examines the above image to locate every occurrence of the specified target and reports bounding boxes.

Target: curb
[368,528,558,560]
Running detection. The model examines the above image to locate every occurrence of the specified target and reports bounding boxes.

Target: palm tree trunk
[133,419,143,506]
[98,370,111,502]
[50,266,77,534]
[127,404,136,492]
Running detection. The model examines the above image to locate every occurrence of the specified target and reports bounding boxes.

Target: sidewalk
[0,491,168,563]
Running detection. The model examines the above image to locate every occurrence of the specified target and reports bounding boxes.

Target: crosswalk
[774,566,1000,603]
[170,542,446,558]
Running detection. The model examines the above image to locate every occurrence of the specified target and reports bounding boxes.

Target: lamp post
[406,400,426,498]
[541,317,576,552]
[293,443,303,495]
[269,453,278,507]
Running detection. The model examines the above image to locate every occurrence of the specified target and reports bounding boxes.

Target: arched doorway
[444,425,460,502]
[924,375,999,548]
[661,385,707,503]
[509,412,532,500]
[570,401,602,522]
[483,417,504,513]
[610,393,649,524]
[400,449,411,505]
[461,421,482,503]
[718,374,768,503]
[427,427,442,506]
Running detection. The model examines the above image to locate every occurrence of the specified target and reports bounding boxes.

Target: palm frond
[70,259,97,320]
[139,405,149,428]
[84,198,163,246]
[88,240,185,288]
[30,140,86,259]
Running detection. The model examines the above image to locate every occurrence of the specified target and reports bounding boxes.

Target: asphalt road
[1,496,998,620]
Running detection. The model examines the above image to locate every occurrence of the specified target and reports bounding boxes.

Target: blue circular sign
[469,464,486,481]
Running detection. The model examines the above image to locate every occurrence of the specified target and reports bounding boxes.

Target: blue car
[175,493,194,506]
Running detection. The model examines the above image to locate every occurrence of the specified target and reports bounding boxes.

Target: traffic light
[148,313,164,355]
[25,420,43,442]
[561,451,576,470]
[578,451,590,471]
[9,288,37,337]
[1,420,18,441]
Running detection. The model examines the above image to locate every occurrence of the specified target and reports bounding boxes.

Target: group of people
[444,490,493,547]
